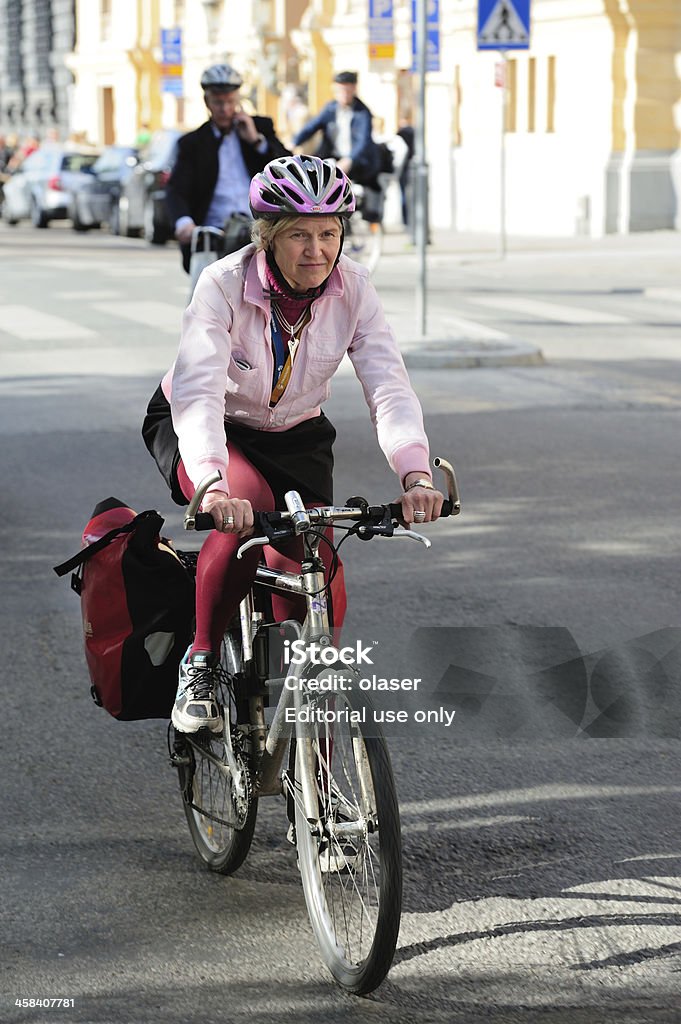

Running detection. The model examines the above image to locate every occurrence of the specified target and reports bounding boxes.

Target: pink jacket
[161,245,431,496]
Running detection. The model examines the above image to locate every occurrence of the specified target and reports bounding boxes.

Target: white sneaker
[171,650,222,734]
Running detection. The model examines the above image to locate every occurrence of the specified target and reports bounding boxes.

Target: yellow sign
[162,64,183,77]
[369,43,395,60]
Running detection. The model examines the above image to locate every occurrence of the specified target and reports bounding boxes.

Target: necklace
[272,303,310,343]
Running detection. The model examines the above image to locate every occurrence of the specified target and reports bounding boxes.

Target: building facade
[0,0,76,140]
[5,0,679,235]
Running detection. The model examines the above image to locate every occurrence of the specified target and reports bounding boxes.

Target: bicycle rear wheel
[292,683,402,994]
[173,665,257,874]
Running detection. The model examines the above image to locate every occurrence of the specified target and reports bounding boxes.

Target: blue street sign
[411,0,440,73]
[477,0,530,50]
[161,27,182,65]
[369,0,395,65]
[163,77,183,97]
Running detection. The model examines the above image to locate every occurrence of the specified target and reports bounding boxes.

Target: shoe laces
[185,663,216,702]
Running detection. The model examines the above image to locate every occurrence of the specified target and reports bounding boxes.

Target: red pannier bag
[53,498,195,720]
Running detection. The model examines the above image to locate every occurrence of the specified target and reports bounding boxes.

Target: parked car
[66,144,139,233]
[119,128,181,244]
[1,144,100,228]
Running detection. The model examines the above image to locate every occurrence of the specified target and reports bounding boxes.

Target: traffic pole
[415,0,428,337]
[499,49,507,260]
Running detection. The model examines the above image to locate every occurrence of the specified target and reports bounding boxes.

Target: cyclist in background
[165,63,289,272]
[292,71,382,192]
[143,155,443,734]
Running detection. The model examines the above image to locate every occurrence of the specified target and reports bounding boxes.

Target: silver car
[1,144,99,228]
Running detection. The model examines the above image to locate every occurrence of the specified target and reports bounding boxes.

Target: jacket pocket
[300,352,344,391]
[226,353,262,396]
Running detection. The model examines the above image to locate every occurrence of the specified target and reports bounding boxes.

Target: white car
[2,144,99,228]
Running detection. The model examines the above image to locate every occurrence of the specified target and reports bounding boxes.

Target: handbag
[221,212,253,254]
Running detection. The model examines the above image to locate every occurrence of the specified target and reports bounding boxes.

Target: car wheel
[143,199,167,245]
[108,198,120,236]
[71,197,90,232]
[31,198,49,229]
[1,201,19,226]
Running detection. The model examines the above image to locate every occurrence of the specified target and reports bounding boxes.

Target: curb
[400,339,545,370]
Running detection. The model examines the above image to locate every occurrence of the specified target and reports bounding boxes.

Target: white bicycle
[169,458,460,993]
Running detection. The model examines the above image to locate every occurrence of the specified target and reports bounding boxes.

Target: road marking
[91,300,182,333]
[400,782,681,817]
[469,295,630,324]
[644,287,681,304]
[104,266,165,277]
[0,305,97,340]
[0,345,171,377]
[439,315,511,341]
[57,290,122,301]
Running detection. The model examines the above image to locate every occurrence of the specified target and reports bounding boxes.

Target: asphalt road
[1,223,681,1024]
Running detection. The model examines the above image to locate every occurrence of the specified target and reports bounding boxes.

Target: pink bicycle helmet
[249,155,356,218]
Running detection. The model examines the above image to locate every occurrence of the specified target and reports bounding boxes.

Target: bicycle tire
[174,636,258,875]
[292,680,402,994]
[343,214,383,274]
[176,726,257,874]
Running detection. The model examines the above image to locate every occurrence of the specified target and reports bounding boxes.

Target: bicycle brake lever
[236,536,269,559]
[391,527,432,548]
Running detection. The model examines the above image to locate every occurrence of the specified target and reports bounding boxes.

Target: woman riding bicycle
[142,154,443,734]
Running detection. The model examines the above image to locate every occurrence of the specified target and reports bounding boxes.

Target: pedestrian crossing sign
[477,0,530,50]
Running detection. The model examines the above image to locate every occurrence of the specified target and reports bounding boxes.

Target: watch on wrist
[405,478,434,492]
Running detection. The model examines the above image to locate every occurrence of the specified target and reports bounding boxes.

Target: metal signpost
[412,0,440,337]
[477,1,531,258]
[161,27,183,96]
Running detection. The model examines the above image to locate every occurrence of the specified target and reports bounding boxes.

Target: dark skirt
[142,383,336,507]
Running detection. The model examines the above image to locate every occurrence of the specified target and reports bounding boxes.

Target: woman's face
[271,217,342,291]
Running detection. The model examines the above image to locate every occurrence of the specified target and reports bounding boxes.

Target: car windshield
[92,149,132,174]
[62,153,99,172]
[142,131,179,167]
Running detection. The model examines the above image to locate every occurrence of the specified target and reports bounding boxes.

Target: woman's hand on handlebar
[202,491,254,537]
[397,482,444,525]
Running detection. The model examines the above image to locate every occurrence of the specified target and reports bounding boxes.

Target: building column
[604,0,681,231]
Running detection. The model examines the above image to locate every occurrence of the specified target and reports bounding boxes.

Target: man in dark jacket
[292,71,381,188]
[166,63,289,272]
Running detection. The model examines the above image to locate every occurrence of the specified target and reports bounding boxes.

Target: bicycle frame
[182,457,460,810]
[234,528,334,813]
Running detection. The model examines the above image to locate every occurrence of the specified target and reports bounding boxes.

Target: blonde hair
[251,214,343,251]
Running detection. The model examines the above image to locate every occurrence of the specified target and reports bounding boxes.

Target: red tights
[178,447,345,655]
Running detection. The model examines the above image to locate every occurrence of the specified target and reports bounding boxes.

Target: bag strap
[52,510,163,577]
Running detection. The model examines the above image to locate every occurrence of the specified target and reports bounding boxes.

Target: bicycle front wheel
[292,684,402,994]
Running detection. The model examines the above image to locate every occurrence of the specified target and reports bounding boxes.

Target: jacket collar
[244,248,345,310]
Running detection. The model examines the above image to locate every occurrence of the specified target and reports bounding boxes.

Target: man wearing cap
[292,71,381,188]
[166,63,289,272]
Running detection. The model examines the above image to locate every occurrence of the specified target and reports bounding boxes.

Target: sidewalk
[376,225,681,369]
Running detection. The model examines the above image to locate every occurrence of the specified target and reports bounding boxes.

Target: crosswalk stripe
[644,287,681,305]
[0,304,97,341]
[57,290,122,301]
[437,314,511,341]
[469,295,630,324]
[91,300,182,333]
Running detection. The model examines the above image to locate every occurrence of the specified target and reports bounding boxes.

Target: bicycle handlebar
[183,457,461,535]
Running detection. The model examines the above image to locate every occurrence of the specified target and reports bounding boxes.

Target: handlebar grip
[389,499,454,520]
[193,512,216,531]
